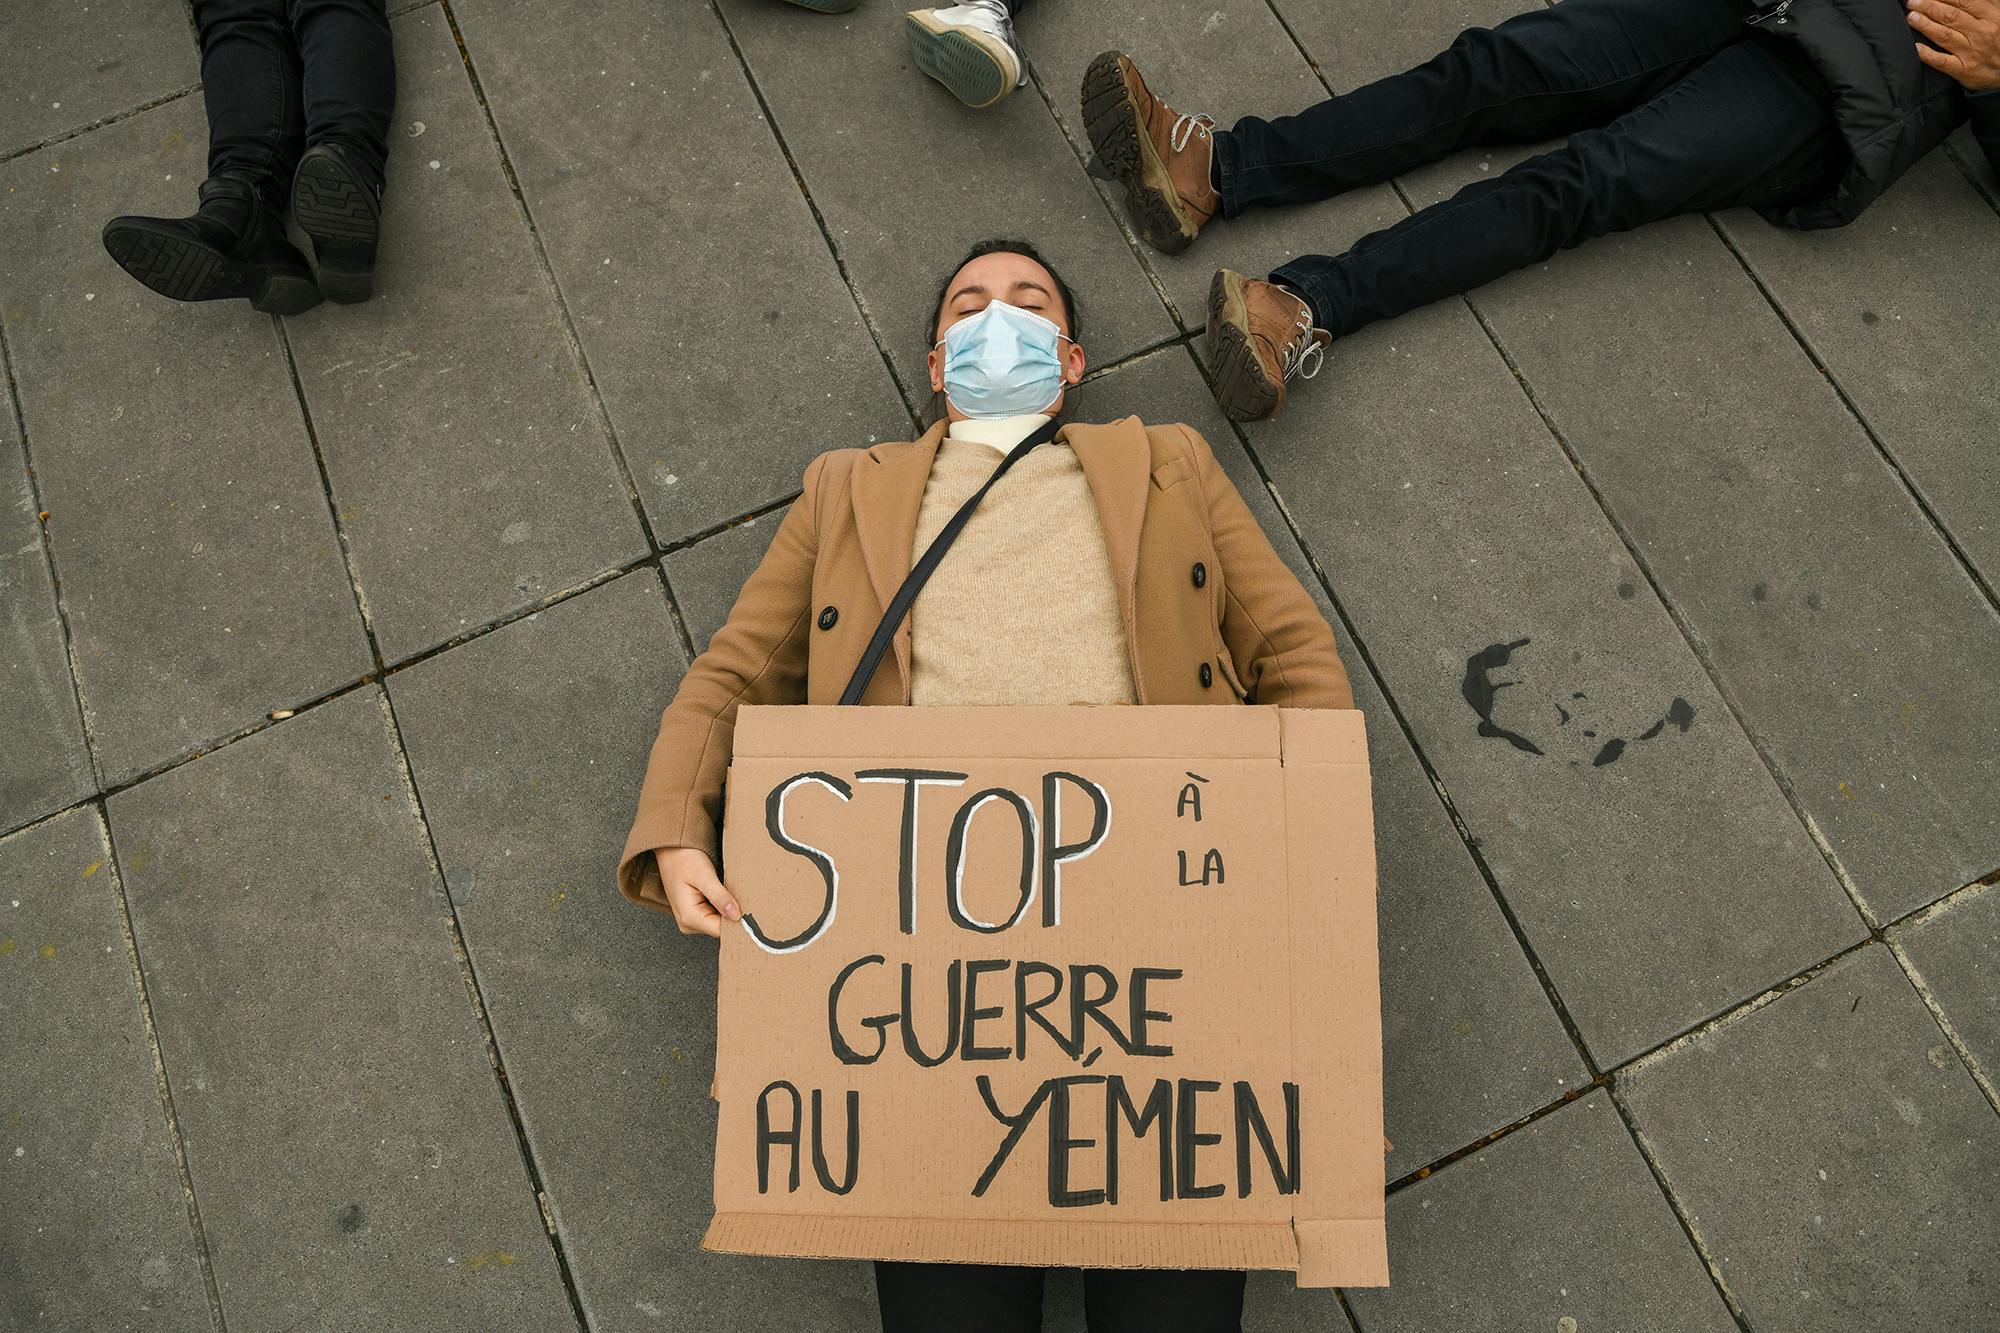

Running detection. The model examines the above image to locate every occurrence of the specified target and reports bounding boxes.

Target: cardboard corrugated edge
[1280,708,1388,1287]
[703,1216,1297,1271]
[705,706,1387,1285]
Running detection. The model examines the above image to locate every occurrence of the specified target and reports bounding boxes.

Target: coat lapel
[850,419,950,694]
[1066,416,1151,633]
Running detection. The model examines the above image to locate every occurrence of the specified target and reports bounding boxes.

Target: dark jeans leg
[193,0,304,195]
[1272,37,1847,339]
[1213,0,1751,218]
[875,1261,1046,1333]
[290,0,396,187]
[1082,1268,1247,1333]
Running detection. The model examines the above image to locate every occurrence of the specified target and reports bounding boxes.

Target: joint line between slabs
[704,0,926,434]
[432,0,666,570]
[270,303,592,1325]
[373,684,597,1333]
[1883,934,2000,1117]
[0,83,205,169]
[1606,1085,1757,1333]
[1942,140,2000,219]
[1702,212,1999,617]
[93,803,232,1333]
[0,311,104,796]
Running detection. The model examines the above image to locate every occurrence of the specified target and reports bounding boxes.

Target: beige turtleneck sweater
[907,414,1136,707]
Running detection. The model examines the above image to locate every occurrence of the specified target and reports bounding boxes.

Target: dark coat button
[1199,662,1214,688]
[1192,562,1207,589]
[817,606,838,631]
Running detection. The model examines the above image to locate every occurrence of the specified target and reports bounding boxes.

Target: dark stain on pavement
[1465,639,1696,767]
[1462,639,1544,755]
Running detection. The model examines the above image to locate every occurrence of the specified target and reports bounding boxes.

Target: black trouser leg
[1271,37,1847,339]
[289,0,396,188]
[1212,0,1751,217]
[876,1261,1046,1333]
[872,1262,1247,1333]
[1082,1268,1246,1333]
[194,0,305,196]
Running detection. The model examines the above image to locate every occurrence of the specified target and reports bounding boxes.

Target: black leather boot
[291,143,382,304]
[102,176,321,315]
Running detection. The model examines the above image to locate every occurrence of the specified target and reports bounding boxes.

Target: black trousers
[193,0,395,197]
[874,1261,1246,1333]
[1212,0,1847,338]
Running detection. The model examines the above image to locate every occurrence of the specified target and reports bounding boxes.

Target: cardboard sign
[704,705,1386,1287]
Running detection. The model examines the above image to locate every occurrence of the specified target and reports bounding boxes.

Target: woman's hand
[654,847,742,938]
[1910,0,2000,91]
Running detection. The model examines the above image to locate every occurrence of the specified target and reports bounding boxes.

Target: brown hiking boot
[1081,51,1221,254]
[1206,269,1330,421]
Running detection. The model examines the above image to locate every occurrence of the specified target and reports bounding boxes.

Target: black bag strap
[839,417,1064,705]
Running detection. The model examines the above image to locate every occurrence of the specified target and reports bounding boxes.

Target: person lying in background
[103,0,396,313]
[1083,0,2000,420]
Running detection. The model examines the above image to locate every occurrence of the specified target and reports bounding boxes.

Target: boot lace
[1281,302,1325,382]
[1170,112,1216,154]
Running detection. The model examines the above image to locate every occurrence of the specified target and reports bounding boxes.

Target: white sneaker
[905,3,1025,108]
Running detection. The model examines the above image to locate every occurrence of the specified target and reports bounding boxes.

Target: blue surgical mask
[937,299,1071,419]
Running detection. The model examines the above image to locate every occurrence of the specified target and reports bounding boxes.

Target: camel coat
[615,415,1354,915]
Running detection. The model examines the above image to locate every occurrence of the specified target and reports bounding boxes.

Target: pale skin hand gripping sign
[704,705,1388,1286]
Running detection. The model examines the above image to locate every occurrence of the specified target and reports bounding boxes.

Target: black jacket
[1750,0,2000,228]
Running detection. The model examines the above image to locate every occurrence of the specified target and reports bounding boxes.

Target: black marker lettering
[960,958,1011,1061]
[1048,1075,1108,1207]
[1106,1075,1173,1204]
[755,1081,803,1194]
[748,773,852,955]
[1127,967,1182,1057]
[811,1089,861,1195]
[899,960,962,1067]
[1015,961,1078,1060]
[856,769,966,936]
[1232,1080,1299,1197]
[1041,771,1111,927]
[827,954,887,1065]
[945,788,1039,933]
[1070,964,1135,1056]
[972,1075,1053,1197]
[1176,1079,1224,1199]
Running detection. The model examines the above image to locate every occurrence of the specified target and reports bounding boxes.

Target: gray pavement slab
[279,8,647,664]
[1,421,92,831]
[1030,0,1407,333]
[1892,882,2000,1086]
[1272,0,1519,91]
[104,690,575,1332]
[1396,151,2000,921]
[0,807,211,1332]
[1716,154,1999,589]
[388,570,876,1331]
[1240,291,1862,1066]
[713,0,1179,400]
[0,99,373,786]
[664,509,786,651]
[1345,1093,1736,1333]
[0,0,198,158]
[1621,944,2000,1332]
[449,0,912,544]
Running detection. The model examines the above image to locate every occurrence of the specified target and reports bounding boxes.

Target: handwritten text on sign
[738,765,1299,1210]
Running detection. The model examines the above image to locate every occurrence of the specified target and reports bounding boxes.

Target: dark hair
[926,238,1082,347]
